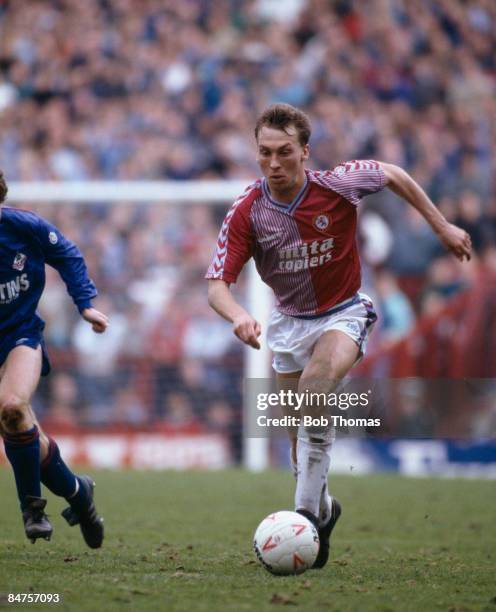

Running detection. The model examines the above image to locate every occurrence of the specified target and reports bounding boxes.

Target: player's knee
[299,361,341,394]
[298,373,326,398]
[0,395,29,433]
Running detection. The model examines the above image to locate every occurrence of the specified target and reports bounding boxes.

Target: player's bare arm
[382,162,472,261]
[81,307,109,334]
[207,280,261,350]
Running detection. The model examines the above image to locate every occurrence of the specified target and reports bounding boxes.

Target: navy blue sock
[4,426,42,511]
[40,438,90,513]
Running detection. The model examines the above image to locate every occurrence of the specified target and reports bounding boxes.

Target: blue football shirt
[0,207,97,333]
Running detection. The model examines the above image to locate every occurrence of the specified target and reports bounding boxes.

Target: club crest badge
[13,252,27,271]
[313,214,331,232]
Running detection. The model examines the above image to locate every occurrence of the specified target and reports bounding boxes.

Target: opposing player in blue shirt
[0,171,108,547]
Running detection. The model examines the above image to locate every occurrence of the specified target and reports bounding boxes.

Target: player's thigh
[304,329,359,382]
[0,345,43,405]
[298,331,358,422]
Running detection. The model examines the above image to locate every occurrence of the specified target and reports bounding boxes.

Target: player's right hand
[232,314,262,350]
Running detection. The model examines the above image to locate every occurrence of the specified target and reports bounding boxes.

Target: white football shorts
[267,292,377,374]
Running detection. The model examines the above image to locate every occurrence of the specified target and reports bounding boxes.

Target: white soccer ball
[253,511,319,575]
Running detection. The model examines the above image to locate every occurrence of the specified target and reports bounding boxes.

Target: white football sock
[319,492,333,527]
[294,433,333,518]
[291,446,332,527]
[293,377,340,522]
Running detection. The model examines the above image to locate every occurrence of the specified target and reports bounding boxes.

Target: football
[253,511,320,575]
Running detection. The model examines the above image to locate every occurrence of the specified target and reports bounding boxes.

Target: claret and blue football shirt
[206,160,386,317]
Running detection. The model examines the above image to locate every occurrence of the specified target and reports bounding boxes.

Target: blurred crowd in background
[0,0,495,438]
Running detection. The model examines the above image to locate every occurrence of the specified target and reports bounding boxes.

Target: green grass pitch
[0,468,495,611]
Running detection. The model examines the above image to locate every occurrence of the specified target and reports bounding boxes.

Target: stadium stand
[0,0,494,448]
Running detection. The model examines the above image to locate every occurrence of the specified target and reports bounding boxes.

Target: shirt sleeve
[34,216,98,312]
[205,196,254,284]
[323,160,386,206]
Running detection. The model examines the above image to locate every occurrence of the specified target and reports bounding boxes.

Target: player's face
[256,126,309,195]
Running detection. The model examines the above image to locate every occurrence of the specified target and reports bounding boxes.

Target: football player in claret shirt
[0,170,108,547]
[206,103,472,569]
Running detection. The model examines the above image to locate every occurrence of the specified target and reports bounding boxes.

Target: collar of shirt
[261,174,309,215]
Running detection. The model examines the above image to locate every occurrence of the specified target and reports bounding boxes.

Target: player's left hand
[81,308,109,333]
[437,223,472,262]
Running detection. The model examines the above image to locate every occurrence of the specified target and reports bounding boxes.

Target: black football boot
[61,476,104,549]
[23,496,53,543]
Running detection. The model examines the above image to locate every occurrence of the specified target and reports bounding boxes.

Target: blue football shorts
[0,318,51,376]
